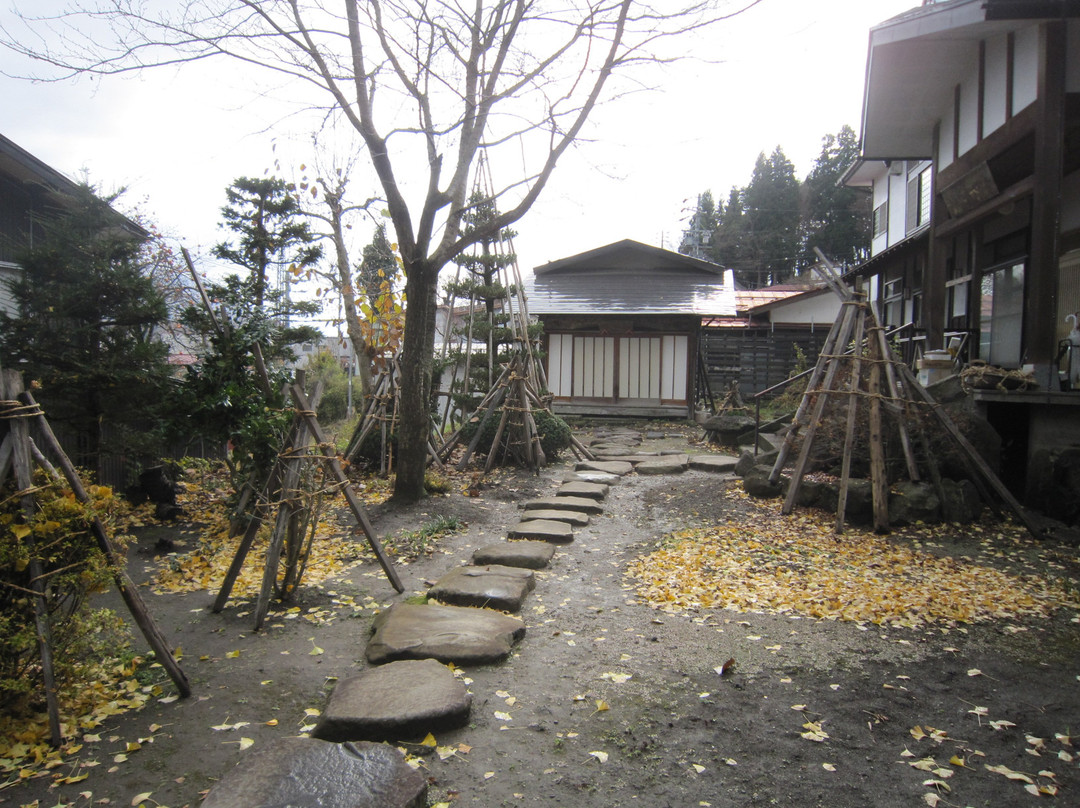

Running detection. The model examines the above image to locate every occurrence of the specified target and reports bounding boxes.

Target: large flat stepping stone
[367,603,525,665]
[473,540,555,569]
[428,564,536,612]
[312,659,470,743]
[524,495,603,515]
[201,737,426,808]
[575,459,634,476]
[635,454,689,475]
[520,508,590,526]
[562,471,620,484]
[689,454,739,472]
[508,518,574,544]
[556,481,609,500]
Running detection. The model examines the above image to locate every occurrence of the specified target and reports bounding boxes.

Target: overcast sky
[1,0,915,306]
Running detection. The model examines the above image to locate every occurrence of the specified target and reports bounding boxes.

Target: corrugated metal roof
[525,239,736,316]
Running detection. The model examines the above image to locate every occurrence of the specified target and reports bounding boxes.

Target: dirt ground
[4,424,1080,808]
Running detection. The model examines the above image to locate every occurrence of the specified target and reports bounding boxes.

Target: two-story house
[843,0,1080,513]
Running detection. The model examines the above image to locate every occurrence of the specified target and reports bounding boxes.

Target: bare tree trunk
[394,259,440,500]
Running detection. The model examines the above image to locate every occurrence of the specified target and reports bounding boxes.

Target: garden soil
[5,426,1080,808]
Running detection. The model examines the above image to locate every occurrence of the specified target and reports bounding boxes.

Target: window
[978,262,1025,367]
[906,167,933,233]
[872,202,887,237]
[883,277,904,328]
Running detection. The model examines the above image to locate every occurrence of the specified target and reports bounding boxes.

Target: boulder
[742,466,784,499]
[888,481,941,526]
[940,478,983,523]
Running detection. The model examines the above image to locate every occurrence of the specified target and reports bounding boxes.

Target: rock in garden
[524,496,603,515]
[473,540,556,569]
[518,508,590,526]
[312,659,471,743]
[201,737,426,808]
[427,564,536,612]
[366,602,526,665]
[575,459,634,476]
[689,454,738,473]
[556,481,609,500]
[635,455,688,474]
[508,518,574,544]
[888,480,941,525]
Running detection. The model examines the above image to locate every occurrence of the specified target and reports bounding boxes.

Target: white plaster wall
[887,169,909,246]
[958,59,980,156]
[1013,25,1039,114]
[767,293,842,327]
[1068,20,1080,92]
[984,34,1009,134]
[939,109,956,172]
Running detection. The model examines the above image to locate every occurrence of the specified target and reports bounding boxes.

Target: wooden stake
[867,332,891,532]
[288,384,404,593]
[5,375,62,747]
[835,298,867,533]
[782,300,859,514]
[18,385,191,698]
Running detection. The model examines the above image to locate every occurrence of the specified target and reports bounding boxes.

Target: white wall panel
[1013,25,1039,113]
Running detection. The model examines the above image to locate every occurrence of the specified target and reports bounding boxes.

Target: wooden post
[781,300,859,514]
[288,384,404,593]
[18,385,191,698]
[4,374,62,746]
[769,301,850,485]
[867,333,891,533]
[835,298,867,533]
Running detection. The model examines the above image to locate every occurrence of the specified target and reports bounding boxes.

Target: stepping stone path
[312,659,471,742]
[472,540,555,569]
[427,564,536,611]
[201,736,427,808]
[524,495,603,515]
[366,602,526,664]
[206,425,740,806]
[507,517,574,543]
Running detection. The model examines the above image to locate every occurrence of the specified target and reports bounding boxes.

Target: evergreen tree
[679,191,719,261]
[741,147,801,288]
[799,125,870,270]
[357,223,397,309]
[440,192,531,421]
[710,186,748,282]
[0,184,173,470]
[213,176,322,312]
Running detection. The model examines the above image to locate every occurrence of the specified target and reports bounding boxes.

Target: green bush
[459,405,572,464]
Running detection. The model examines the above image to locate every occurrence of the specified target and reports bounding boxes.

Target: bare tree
[2,0,760,501]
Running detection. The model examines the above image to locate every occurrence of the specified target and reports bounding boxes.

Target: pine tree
[679,191,719,261]
[439,192,528,421]
[0,184,173,470]
[357,222,397,309]
[799,125,870,270]
[213,176,322,312]
[741,147,801,288]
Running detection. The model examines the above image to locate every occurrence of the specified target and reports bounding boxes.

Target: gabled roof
[860,0,1080,160]
[0,132,148,240]
[526,239,736,317]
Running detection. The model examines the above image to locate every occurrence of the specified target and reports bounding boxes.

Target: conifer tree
[0,184,173,471]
